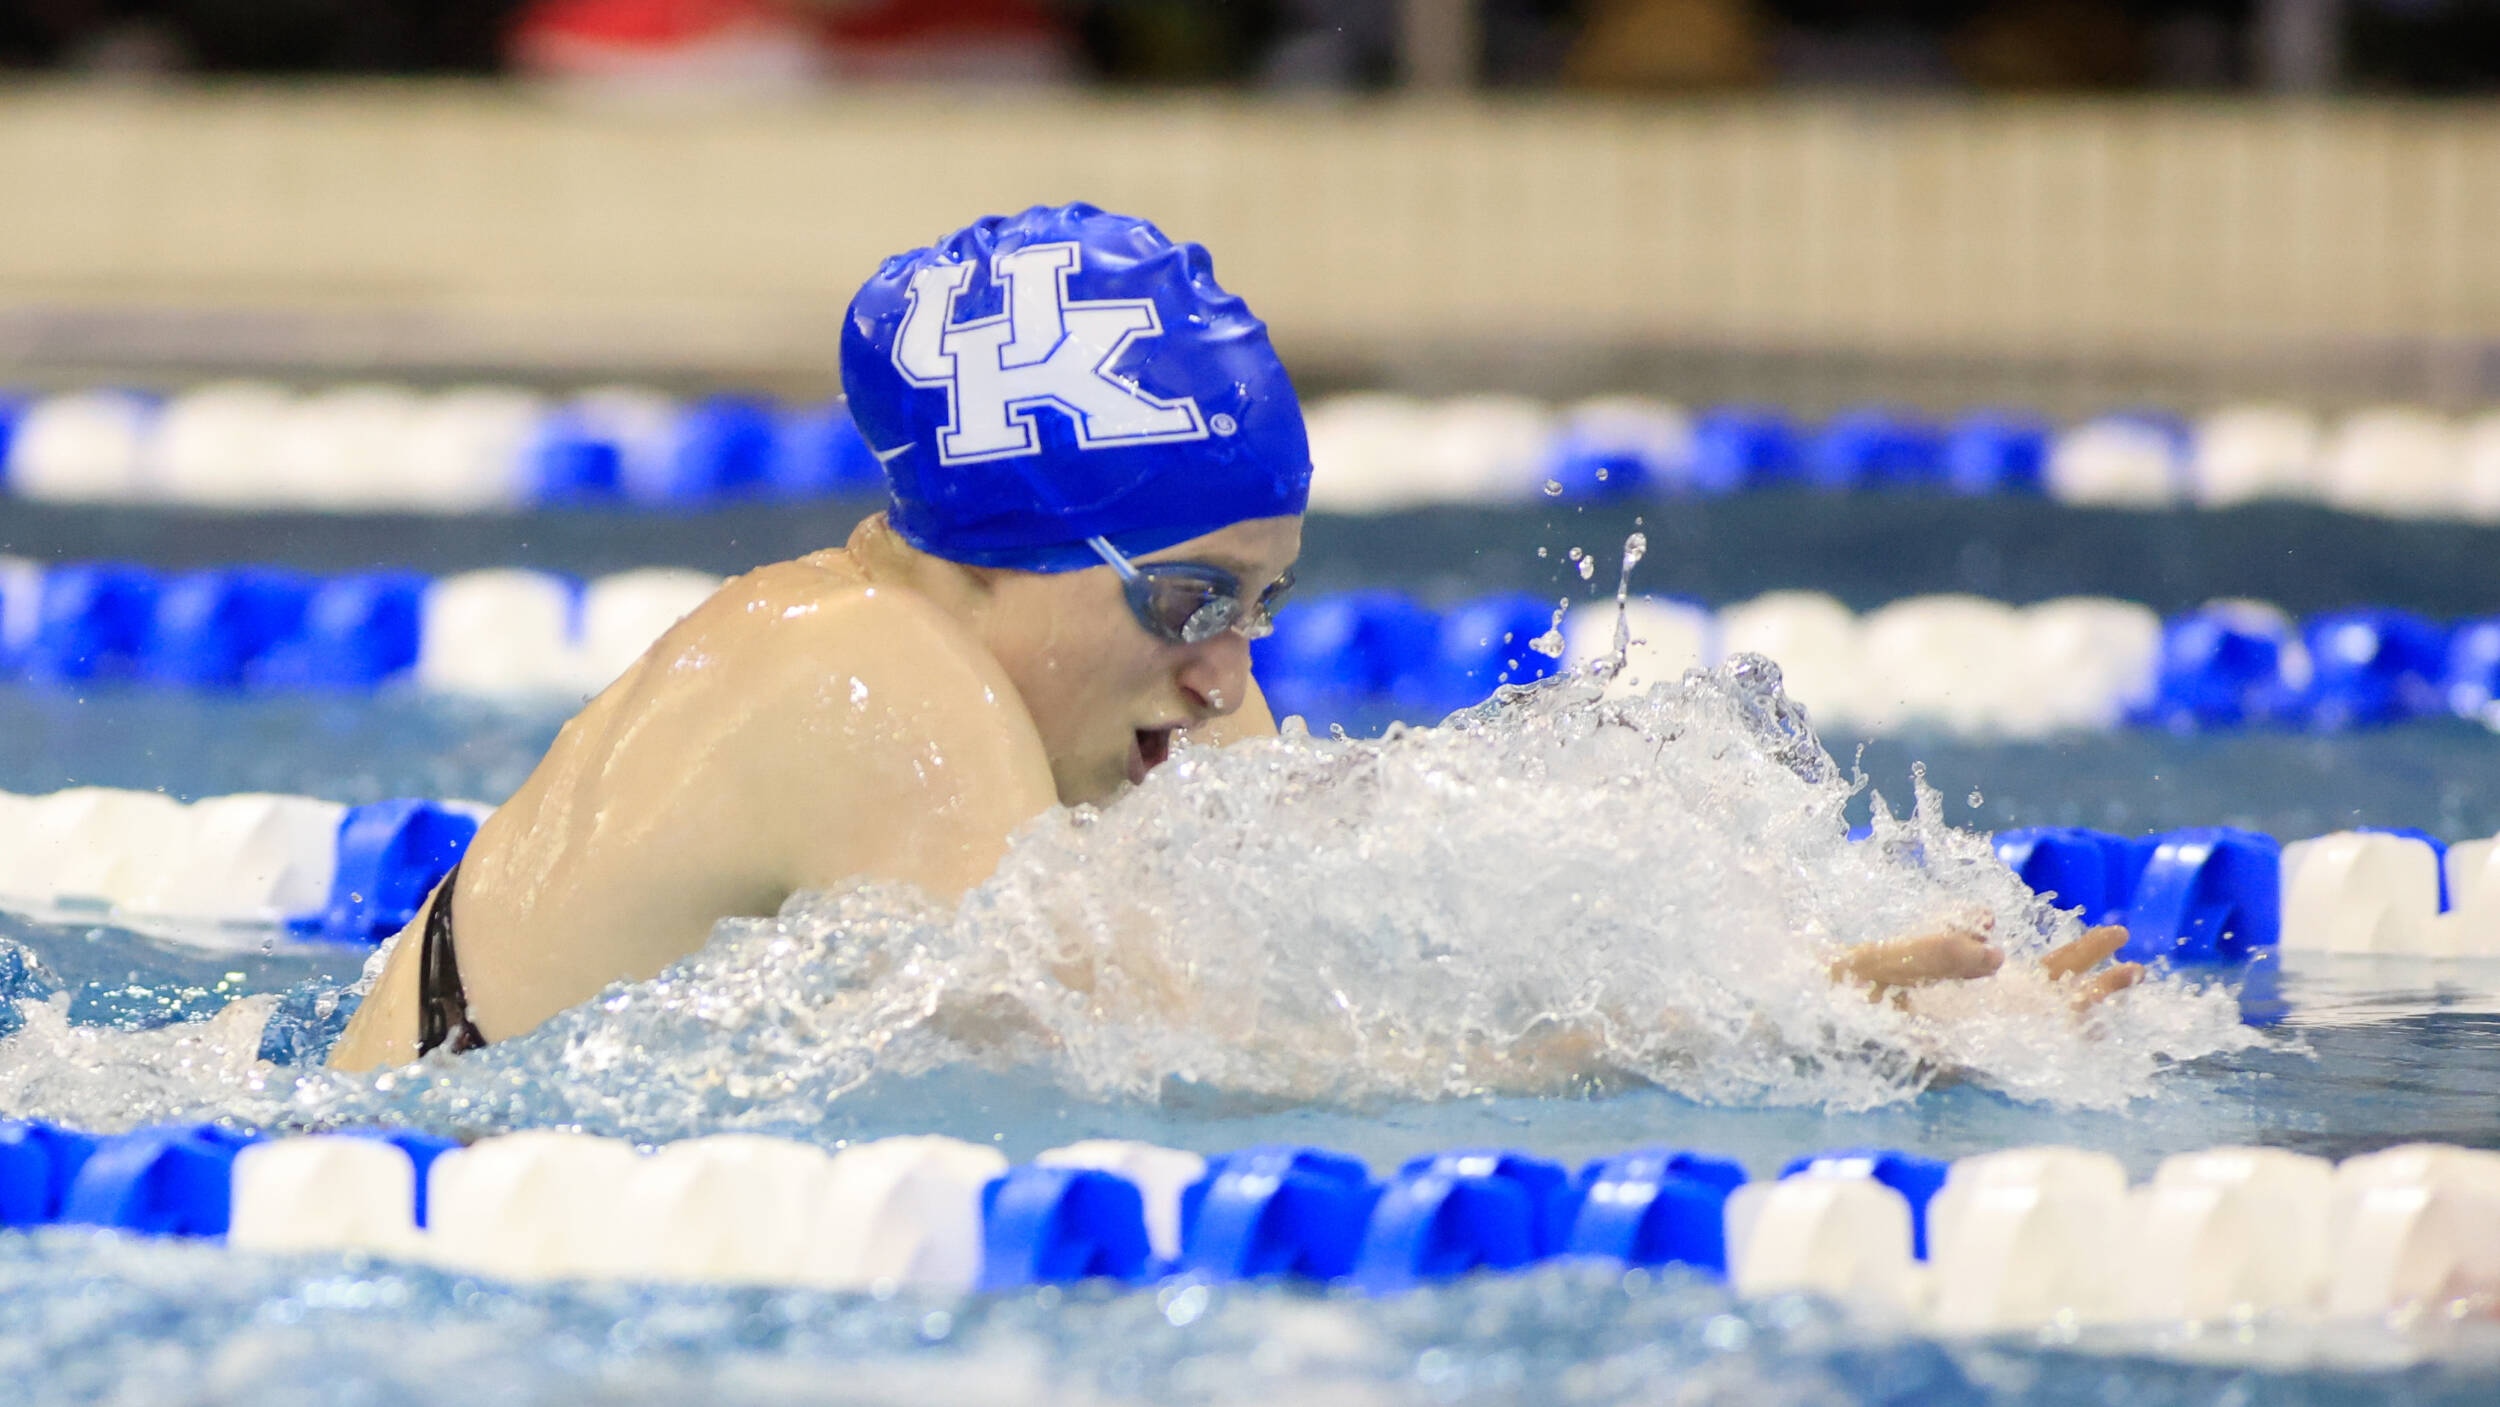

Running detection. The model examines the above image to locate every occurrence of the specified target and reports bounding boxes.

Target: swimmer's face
[978,515,1303,806]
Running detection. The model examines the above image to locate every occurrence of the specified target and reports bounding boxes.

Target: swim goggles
[1086,536,1295,645]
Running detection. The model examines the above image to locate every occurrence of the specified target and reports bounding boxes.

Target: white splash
[0,661,2253,1137]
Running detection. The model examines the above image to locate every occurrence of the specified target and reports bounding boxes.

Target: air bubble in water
[1967,789,1984,809]
[1543,479,1564,497]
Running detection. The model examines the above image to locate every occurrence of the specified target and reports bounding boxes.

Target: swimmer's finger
[1832,929,2003,991]
[2041,925,2130,981]
[2070,961,2143,1009]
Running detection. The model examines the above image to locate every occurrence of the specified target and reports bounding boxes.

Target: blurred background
[4,0,2500,404]
[1,0,2498,846]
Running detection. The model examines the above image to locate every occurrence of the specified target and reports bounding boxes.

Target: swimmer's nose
[1174,631,1253,720]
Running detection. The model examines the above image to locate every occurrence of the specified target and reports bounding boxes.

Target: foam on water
[0,652,2252,1139]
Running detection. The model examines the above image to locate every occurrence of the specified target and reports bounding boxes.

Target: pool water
[1,676,2498,1404]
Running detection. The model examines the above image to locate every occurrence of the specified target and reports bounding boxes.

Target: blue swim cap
[842,204,1312,573]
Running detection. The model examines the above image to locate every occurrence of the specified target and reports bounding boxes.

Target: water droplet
[1593,466,1610,481]
[1542,479,1563,497]
[1967,788,1984,809]
[1576,556,1595,581]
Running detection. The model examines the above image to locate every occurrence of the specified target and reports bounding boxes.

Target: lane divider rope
[3,558,2495,737]
[3,1120,2495,1328]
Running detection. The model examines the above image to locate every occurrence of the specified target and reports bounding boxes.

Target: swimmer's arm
[326,927,422,1071]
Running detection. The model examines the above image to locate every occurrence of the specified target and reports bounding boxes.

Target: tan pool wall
[1,83,2496,383]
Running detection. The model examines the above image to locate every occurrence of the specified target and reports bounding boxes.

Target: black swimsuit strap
[415,861,488,1057]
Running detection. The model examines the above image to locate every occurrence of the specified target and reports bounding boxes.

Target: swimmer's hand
[1828,916,2143,1009]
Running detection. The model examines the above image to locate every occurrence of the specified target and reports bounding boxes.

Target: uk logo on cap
[891,241,1211,467]
[843,204,1311,572]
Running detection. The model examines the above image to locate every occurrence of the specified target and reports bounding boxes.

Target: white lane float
[1715,591,1862,727]
[229,1136,432,1257]
[2326,1145,2500,1316]
[148,382,297,509]
[270,385,427,512]
[2190,403,2324,506]
[1855,595,2027,737]
[2324,407,2466,521]
[2124,1148,2333,1319]
[1725,1172,1921,1312]
[116,793,346,924]
[6,390,156,503]
[1301,393,1440,514]
[395,387,545,514]
[800,1135,1009,1292]
[611,1134,839,1285]
[2010,597,2163,735]
[2047,418,2179,507]
[417,569,580,696]
[1926,1147,2132,1331]
[2279,831,2447,955]
[425,1131,647,1281]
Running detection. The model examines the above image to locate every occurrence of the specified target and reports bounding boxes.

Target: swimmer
[327,204,2136,1072]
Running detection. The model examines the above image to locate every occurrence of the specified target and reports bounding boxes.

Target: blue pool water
[1,680,2497,1403]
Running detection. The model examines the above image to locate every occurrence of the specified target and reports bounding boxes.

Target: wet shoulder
[660,556,1033,747]
[692,556,1056,832]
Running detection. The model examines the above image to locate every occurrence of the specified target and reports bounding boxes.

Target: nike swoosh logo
[872,442,913,463]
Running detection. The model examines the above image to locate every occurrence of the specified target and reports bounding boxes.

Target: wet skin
[328,513,1301,1071]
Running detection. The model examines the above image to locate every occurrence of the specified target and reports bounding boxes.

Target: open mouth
[1128,727,1175,784]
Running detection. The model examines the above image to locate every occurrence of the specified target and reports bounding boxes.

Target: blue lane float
[2300,609,2451,730]
[59,1124,262,1238]
[1422,594,1563,716]
[1351,1150,1568,1292]
[1940,410,2050,496]
[319,800,481,940]
[1175,1145,1378,1282]
[1994,825,2282,963]
[980,1165,1155,1291]
[2144,605,2309,730]
[144,568,315,689]
[1560,1148,1747,1272]
[2121,828,2284,963]
[1688,405,1804,492]
[1808,406,1945,491]
[0,1121,97,1227]
[22,562,158,683]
